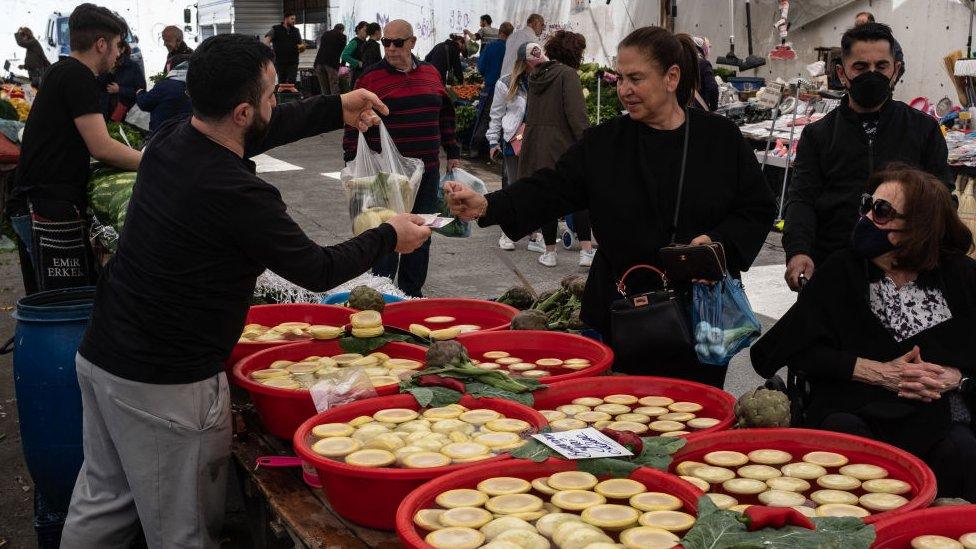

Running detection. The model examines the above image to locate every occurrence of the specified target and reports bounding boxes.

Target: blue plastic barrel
[10,287,94,516]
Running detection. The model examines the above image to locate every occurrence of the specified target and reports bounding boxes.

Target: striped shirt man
[342,55,459,170]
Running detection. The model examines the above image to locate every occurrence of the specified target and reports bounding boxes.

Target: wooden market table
[231,389,402,549]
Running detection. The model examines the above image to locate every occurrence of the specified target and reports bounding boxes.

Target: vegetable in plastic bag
[435,168,488,237]
[308,367,378,412]
[691,278,762,366]
[340,122,425,236]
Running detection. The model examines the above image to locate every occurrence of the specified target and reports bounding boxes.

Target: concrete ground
[0,130,793,547]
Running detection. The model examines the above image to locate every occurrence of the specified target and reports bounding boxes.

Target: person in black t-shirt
[63,34,430,547]
[263,11,304,84]
[6,4,142,294]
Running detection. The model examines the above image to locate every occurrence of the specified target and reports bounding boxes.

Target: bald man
[162,25,193,72]
[342,19,460,297]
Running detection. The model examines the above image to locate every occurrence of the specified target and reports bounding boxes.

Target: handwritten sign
[532,428,634,460]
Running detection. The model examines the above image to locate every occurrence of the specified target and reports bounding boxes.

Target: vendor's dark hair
[868,164,973,272]
[69,3,126,52]
[545,30,586,70]
[366,22,381,36]
[283,11,296,19]
[481,15,492,25]
[187,34,275,120]
[619,26,700,107]
[841,22,895,59]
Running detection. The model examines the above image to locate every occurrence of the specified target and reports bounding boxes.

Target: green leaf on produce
[576,457,640,478]
[466,381,534,406]
[402,386,462,408]
[339,333,411,355]
[680,497,876,549]
[630,435,686,471]
[510,437,554,462]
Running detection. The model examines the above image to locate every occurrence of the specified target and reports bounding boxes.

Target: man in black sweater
[264,11,304,84]
[314,23,346,95]
[61,34,430,547]
[783,23,951,290]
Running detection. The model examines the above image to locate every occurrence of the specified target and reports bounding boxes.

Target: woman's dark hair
[867,164,974,272]
[619,26,700,107]
[355,21,368,33]
[366,22,381,36]
[69,3,126,52]
[187,34,275,120]
[544,30,586,70]
[481,15,492,26]
[841,22,895,59]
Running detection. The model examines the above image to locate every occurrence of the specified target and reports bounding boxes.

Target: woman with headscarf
[487,42,545,251]
[693,36,719,111]
[446,27,775,387]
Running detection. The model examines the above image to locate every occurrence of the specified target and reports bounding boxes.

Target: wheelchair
[764,368,812,427]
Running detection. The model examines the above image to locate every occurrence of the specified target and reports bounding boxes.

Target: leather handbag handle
[617,264,669,296]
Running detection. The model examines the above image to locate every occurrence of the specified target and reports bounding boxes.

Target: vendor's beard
[245,112,271,145]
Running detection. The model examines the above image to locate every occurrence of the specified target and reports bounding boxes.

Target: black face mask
[851,216,898,259]
[846,70,893,109]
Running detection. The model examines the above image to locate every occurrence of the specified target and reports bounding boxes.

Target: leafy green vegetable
[339,333,411,354]
[401,385,462,408]
[466,381,534,406]
[681,497,876,549]
[509,437,553,462]
[576,457,640,478]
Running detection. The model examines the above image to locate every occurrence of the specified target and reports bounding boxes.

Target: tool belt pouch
[29,200,95,291]
[610,264,694,367]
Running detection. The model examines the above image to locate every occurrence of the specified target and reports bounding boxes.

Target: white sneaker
[527,237,546,254]
[579,249,596,267]
[498,235,515,250]
[538,251,557,267]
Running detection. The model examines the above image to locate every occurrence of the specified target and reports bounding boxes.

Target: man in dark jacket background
[162,25,193,73]
[135,55,192,134]
[424,35,465,85]
[783,22,950,290]
[264,11,304,84]
[314,23,345,95]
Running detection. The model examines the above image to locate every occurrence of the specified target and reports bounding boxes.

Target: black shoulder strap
[669,108,692,244]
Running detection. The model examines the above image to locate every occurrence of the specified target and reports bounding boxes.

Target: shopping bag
[125,104,151,132]
[339,122,424,236]
[691,278,762,366]
[435,168,488,237]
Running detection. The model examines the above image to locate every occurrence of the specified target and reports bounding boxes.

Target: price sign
[532,428,634,460]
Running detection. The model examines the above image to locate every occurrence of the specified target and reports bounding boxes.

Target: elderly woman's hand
[853,346,924,393]
[898,363,963,402]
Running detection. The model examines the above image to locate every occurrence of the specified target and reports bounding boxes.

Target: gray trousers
[61,354,231,549]
[315,64,340,95]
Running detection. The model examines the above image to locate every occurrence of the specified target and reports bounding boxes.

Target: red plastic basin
[234,340,428,439]
[293,394,547,530]
[381,298,518,333]
[670,428,937,524]
[533,375,736,438]
[456,330,614,383]
[396,457,703,549]
[226,303,357,375]
[872,505,976,548]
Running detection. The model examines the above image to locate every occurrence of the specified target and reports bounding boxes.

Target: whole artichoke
[497,286,535,310]
[567,309,584,330]
[425,340,470,368]
[348,285,385,312]
[734,387,791,428]
[561,274,588,299]
[511,309,549,331]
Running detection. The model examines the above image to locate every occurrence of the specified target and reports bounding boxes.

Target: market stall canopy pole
[717,0,743,68]
[741,0,768,70]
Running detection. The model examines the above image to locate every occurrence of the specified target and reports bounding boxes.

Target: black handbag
[657,108,728,282]
[610,264,694,374]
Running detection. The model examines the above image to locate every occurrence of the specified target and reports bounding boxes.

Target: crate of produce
[226,303,356,373]
[532,375,735,438]
[396,457,703,549]
[872,505,976,548]
[455,330,614,384]
[293,394,547,529]
[669,428,937,524]
[382,298,518,335]
[233,339,428,439]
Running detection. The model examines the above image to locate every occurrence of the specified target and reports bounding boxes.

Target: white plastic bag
[125,104,151,132]
[340,123,425,236]
[309,367,378,413]
[436,168,488,237]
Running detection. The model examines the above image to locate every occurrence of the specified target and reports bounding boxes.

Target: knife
[492,248,539,300]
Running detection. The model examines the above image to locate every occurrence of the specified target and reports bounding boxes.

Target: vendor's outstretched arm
[479,137,589,240]
[245,94,343,157]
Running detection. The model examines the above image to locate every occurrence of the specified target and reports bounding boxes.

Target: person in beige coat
[518,31,595,267]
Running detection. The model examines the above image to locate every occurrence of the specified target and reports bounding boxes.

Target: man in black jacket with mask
[783,23,951,290]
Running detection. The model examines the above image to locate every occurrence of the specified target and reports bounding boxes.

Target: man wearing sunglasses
[783,22,951,291]
[342,20,461,297]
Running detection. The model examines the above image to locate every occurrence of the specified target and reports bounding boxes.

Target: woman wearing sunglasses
[752,165,976,502]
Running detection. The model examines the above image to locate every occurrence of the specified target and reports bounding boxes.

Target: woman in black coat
[752,166,976,501]
[445,27,775,387]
